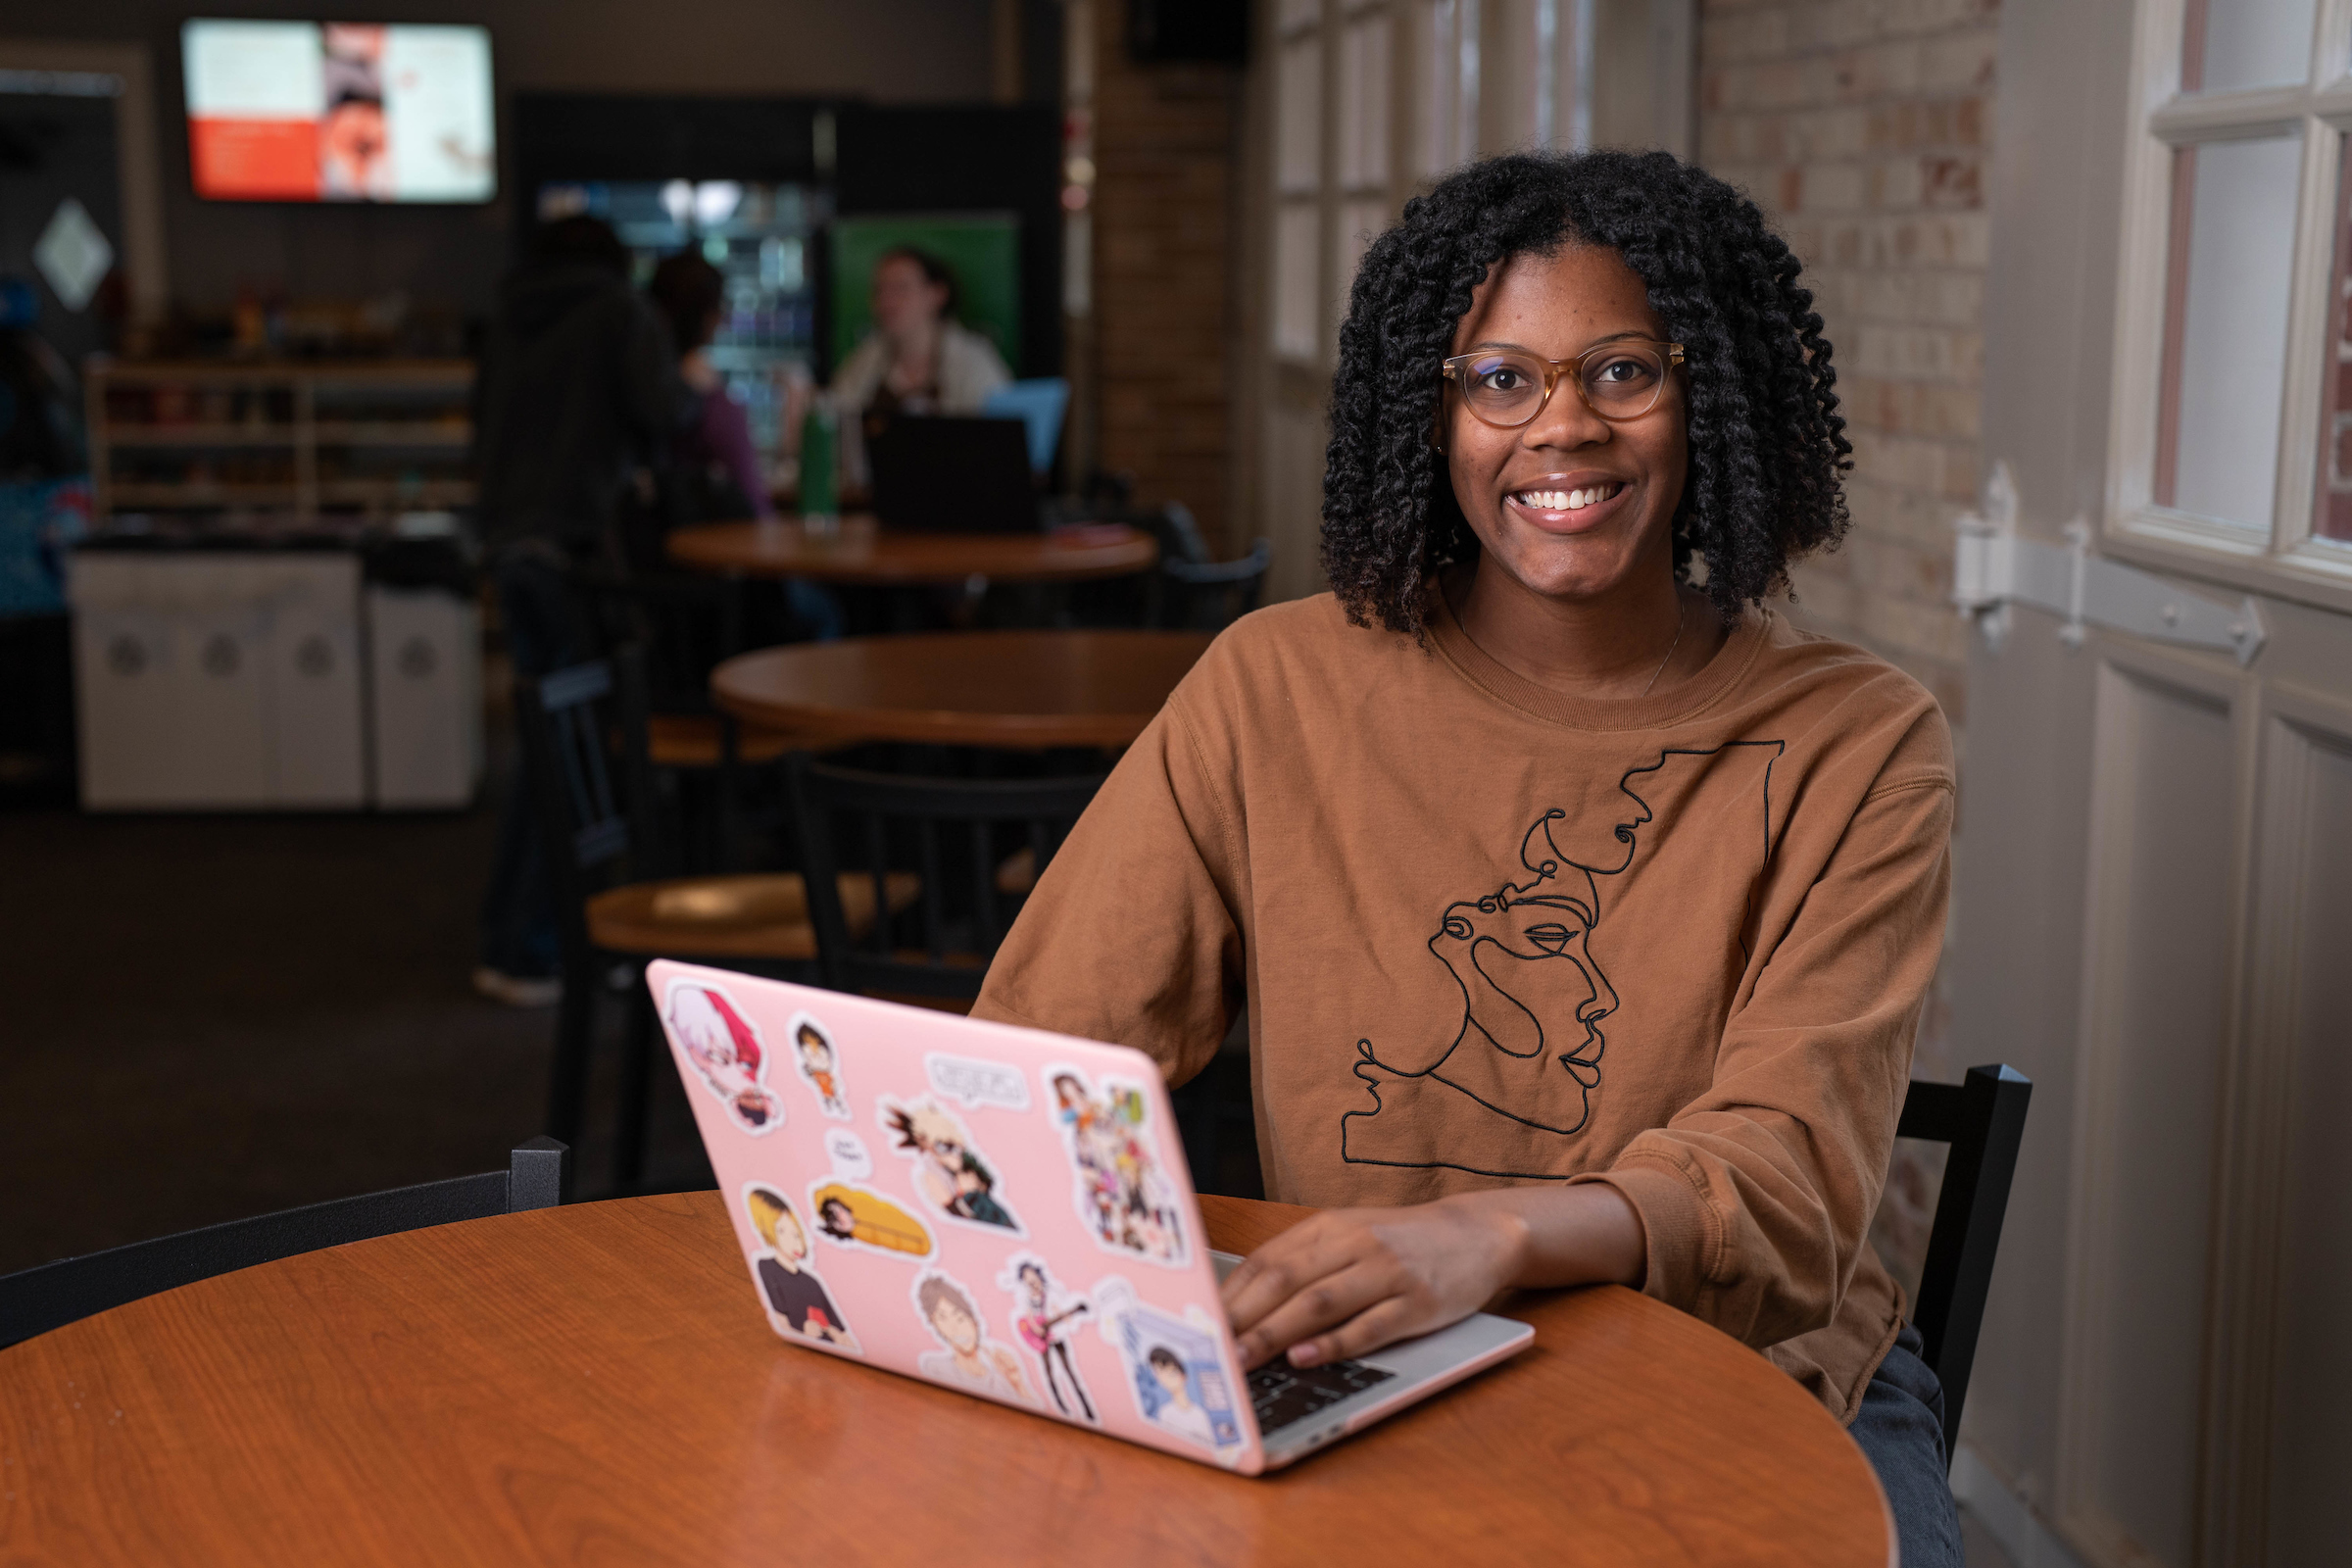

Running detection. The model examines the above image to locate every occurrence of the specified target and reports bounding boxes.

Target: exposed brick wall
[1698,0,1993,733]
[1696,0,2000,1297]
[1089,33,1245,552]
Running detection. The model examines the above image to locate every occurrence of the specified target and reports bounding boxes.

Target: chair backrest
[1157,537,1273,630]
[785,756,1105,1003]
[0,1139,569,1350]
[1895,1062,2032,1469]
[515,655,669,939]
[567,564,746,715]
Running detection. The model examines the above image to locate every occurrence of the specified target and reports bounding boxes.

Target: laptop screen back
[868,416,1038,534]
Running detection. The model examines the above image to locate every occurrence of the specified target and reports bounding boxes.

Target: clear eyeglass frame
[1440,340,1688,428]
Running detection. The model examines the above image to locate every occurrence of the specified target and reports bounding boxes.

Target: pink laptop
[647,960,1534,1474]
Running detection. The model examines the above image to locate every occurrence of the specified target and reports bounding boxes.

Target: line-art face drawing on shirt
[1341,742,1783,1178]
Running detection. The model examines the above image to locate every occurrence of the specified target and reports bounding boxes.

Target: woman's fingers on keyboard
[1220,1214,1366,1348]
[1231,1259,1391,1369]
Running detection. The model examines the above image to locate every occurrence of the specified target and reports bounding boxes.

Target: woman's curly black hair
[1321,149,1851,635]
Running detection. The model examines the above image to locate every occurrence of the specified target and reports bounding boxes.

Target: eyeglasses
[1440,339,1687,428]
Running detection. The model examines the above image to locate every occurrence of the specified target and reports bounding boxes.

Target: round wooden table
[0,1194,1890,1566]
[666,516,1157,585]
[710,629,1216,750]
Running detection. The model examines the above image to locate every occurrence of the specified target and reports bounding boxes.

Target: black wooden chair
[0,1139,568,1350]
[1154,538,1273,631]
[785,755,1106,1007]
[1895,1061,2033,1469]
[569,564,796,871]
[518,657,914,1188]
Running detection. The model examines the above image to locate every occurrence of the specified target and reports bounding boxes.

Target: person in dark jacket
[471,216,680,1005]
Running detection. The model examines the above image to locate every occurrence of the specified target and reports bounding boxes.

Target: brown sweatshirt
[972,590,1953,1422]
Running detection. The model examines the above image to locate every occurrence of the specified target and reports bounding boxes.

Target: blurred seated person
[791,248,1011,460]
[646,251,841,640]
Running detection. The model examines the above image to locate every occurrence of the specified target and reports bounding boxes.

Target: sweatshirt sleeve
[971,694,1245,1090]
[1574,766,1953,1349]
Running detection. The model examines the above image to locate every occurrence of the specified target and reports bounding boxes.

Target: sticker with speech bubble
[924,1052,1031,1112]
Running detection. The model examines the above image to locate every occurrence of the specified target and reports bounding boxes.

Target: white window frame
[2108,0,2352,612]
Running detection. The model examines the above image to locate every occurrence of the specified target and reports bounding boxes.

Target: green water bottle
[800,399,839,537]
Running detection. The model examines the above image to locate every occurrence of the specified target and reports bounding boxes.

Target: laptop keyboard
[1247,1357,1396,1435]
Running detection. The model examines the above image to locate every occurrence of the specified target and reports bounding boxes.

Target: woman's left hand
[1218,1200,1525,1371]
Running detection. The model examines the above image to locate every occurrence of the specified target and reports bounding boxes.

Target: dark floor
[0,742,716,1278]
[0,727,1264,1278]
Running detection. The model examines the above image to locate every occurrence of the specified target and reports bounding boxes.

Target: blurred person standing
[470,214,679,1005]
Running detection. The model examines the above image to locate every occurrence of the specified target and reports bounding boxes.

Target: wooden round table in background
[710,629,1216,750]
[0,1194,1891,1566]
[666,516,1157,585]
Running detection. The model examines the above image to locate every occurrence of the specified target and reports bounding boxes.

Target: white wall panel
[2066,662,2236,1568]
[2260,710,2352,1561]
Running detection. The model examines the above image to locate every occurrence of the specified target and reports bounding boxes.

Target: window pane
[2185,0,2315,93]
[1274,203,1320,362]
[2158,135,2302,533]
[1278,37,1322,196]
[1336,197,1388,313]
[1415,0,1455,176]
[1338,16,1391,190]
[2315,141,2352,541]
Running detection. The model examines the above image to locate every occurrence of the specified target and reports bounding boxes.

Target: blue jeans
[1849,1322,1964,1568]
[477,551,590,977]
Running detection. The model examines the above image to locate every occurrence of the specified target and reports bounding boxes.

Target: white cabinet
[71,552,368,809]
[366,584,481,809]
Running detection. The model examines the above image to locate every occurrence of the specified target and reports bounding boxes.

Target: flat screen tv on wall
[181,20,495,203]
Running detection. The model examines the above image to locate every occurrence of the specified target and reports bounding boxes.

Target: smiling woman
[972,149,1959,1567]
[1324,149,1850,644]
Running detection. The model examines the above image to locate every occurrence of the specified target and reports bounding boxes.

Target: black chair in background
[1155,537,1274,631]
[518,655,913,1189]
[0,1140,569,1351]
[1894,1062,2032,1469]
[1054,499,1215,629]
[785,755,1105,1008]
[569,564,794,871]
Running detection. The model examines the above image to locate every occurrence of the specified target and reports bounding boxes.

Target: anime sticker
[1094,1278,1244,1456]
[911,1269,1039,1407]
[1048,1066,1187,1265]
[808,1178,934,1260]
[998,1253,1097,1424]
[789,1010,851,1120]
[744,1185,858,1352]
[878,1097,1023,1235]
[665,980,783,1134]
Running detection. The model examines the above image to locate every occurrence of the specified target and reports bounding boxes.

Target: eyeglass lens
[1457,346,1669,424]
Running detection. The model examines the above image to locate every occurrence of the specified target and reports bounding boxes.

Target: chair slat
[918,820,946,962]
[864,815,891,956]
[785,758,1107,1009]
[1892,1063,2032,1473]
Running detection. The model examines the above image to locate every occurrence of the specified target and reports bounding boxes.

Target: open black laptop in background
[867,416,1039,534]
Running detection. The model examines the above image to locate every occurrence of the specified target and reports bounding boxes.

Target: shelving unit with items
[86,361,474,525]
